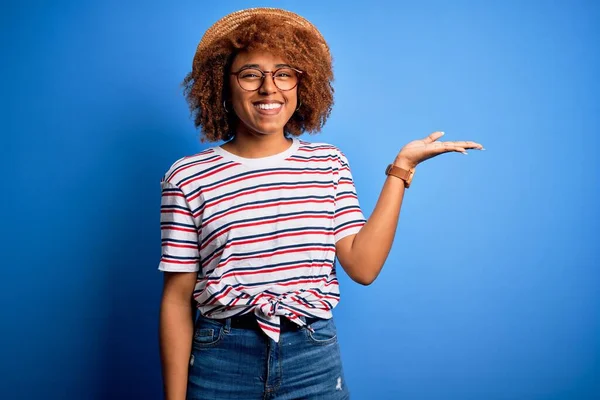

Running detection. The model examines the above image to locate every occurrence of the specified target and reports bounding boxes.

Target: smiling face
[228,49,299,138]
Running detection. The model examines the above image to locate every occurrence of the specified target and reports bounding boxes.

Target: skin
[221,49,298,157]
[160,48,485,399]
[160,50,299,400]
[336,131,485,286]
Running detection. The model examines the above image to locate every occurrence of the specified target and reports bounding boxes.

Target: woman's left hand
[394,131,485,170]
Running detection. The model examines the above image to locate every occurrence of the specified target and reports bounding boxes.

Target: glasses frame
[230,67,304,92]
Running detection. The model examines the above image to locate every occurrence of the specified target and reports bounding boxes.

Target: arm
[336,131,484,285]
[336,156,409,286]
[157,177,202,398]
[159,271,198,400]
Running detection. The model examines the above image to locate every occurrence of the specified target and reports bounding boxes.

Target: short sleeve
[333,149,367,243]
[158,180,200,272]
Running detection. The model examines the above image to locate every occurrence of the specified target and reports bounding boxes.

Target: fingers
[422,131,445,144]
[457,141,484,150]
[433,140,485,155]
[422,132,485,154]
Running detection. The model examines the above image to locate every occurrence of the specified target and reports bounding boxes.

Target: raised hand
[394,131,485,170]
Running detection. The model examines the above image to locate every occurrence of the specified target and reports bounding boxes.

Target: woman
[158,7,484,400]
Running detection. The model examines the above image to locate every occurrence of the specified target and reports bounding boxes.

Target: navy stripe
[201,179,335,212]
[161,238,197,245]
[159,141,361,337]
[206,194,334,221]
[255,315,280,329]
[203,226,334,264]
[229,274,329,288]
[162,254,197,261]
[200,274,329,305]
[166,152,219,182]
[173,157,229,187]
[160,221,197,229]
[280,303,322,319]
[203,209,334,243]
[335,219,367,230]
[205,257,334,281]
[208,242,335,273]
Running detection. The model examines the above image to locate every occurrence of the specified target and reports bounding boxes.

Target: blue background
[2,0,598,399]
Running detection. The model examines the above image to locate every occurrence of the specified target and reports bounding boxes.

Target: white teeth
[254,103,282,110]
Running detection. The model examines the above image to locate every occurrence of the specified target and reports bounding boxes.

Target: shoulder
[160,146,220,186]
[297,138,346,161]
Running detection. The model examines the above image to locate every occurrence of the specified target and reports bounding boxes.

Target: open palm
[396,131,485,169]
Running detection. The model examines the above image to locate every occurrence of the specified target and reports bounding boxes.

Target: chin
[248,122,287,135]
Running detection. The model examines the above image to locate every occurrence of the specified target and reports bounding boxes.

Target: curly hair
[182,16,334,143]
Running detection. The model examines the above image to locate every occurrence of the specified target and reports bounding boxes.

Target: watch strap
[385,163,414,188]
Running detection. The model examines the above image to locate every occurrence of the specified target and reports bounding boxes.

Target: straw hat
[195,7,330,58]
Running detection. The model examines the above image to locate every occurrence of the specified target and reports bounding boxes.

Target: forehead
[231,49,290,68]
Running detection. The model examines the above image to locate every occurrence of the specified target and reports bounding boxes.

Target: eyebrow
[240,63,292,69]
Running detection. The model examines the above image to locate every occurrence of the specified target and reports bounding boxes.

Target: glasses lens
[237,68,299,91]
[237,68,264,91]
[273,68,298,91]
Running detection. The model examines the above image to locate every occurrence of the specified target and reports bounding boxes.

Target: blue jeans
[186,314,351,399]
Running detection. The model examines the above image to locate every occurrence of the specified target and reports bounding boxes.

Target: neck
[223,128,292,159]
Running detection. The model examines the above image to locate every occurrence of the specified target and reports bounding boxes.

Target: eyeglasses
[230,67,303,92]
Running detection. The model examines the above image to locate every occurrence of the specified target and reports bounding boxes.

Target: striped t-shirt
[158,137,366,342]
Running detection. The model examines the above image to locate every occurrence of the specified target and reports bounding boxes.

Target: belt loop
[300,316,315,333]
[224,317,231,333]
[300,315,309,328]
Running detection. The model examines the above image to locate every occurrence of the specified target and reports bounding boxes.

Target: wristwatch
[385,163,415,188]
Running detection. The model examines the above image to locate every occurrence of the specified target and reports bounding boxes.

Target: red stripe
[305,289,339,303]
[181,163,243,190]
[248,293,276,306]
[160,258,197,265]
[200,231,333,268]
[205,286,234,306]
[335,222,365,235]
[167,153,220,182]
[334,209,363,219]
[161,242,197,249]
[335,193,358,201]
[162,191,185,197]
[203,198,334,226]
[204,170,332,194]
[230,294,244,307]
[288,155,337,162]
[202,182,334,212]
[200,213,332,251]
[207,246,335,275]
[233,230,333,247]
[206,263,331,288]
[291,297,308,307]
[161,226,196,233]
[256,321,280,333]
[207,278,332,294]
[297,145,337,154]
[277,278,329,287]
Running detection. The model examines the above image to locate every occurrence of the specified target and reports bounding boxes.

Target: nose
[258,72,278,94]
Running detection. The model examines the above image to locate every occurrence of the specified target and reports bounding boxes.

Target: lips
[252,101,283,115]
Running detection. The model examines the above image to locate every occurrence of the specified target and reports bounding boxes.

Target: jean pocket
[192,321,224,348]
[305,318,338,345]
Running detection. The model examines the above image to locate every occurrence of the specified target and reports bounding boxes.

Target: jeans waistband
[198,313,319,331]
